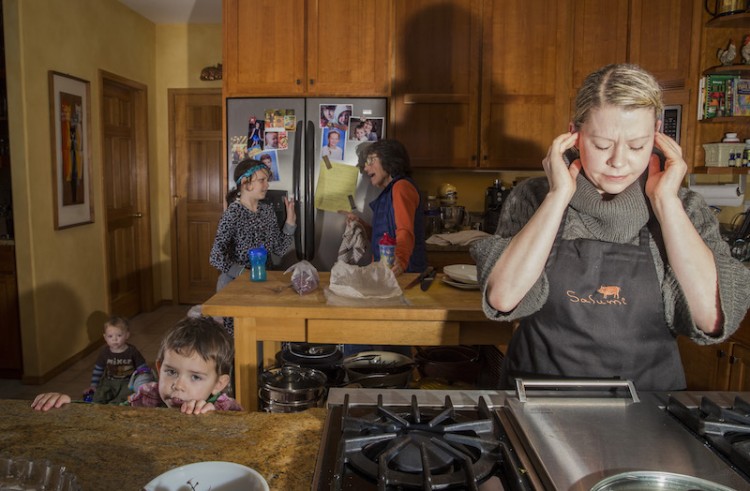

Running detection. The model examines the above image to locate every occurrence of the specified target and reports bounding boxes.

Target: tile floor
[0,304,190,401]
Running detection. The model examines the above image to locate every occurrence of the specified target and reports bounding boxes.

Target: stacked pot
[259,365,328,413]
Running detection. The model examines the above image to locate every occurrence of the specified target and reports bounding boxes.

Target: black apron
[503,219,685,391]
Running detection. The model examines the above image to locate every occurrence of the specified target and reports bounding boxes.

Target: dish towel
[338,219,368,264]
[425,230,491,246]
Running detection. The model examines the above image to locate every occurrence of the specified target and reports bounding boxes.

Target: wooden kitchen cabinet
[392,0,697,170]
[571,0,697,163]
[392,0,573,170]
[679,311,750,390]
[223,0,391,97]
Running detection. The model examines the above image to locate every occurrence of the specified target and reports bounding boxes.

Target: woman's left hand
[646,132,687,203]
[390,262,404,277]
[284,196,297,226]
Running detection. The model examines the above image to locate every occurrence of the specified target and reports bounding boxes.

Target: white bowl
[143,461,269,491]
[443,264,477,284]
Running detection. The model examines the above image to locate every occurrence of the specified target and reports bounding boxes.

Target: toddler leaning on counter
[32,317,242,414]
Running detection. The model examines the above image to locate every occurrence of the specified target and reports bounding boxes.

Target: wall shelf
[703,64,750,75]
[692,166,749,174]
[705,12,750,28]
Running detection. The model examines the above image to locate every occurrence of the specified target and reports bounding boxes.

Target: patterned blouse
[209,201,294,274]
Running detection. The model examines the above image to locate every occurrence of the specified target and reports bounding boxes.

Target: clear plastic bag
[284,260,320,295]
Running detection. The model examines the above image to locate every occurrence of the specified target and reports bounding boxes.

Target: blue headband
[236,164,269,187]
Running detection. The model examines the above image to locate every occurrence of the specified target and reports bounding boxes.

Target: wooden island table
[202,271,513,410]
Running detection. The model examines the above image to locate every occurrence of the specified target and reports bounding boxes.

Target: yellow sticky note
[314,161,359,212]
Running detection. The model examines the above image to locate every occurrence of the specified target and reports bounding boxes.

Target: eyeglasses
[364,156,379,166]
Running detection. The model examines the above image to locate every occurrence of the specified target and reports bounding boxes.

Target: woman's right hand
[542,132,582,201]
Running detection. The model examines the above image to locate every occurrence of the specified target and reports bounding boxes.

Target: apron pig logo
[597,285,621,299]
[566,285,627,305]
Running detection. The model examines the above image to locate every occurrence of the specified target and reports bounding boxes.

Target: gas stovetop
[312,385,750,490]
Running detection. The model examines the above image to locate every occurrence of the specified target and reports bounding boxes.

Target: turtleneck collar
[568,171,651,242]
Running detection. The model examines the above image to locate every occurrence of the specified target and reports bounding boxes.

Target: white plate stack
[442,264,479,290]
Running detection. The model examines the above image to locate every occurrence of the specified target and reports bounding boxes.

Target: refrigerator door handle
[292,119,303,260]
[305,120,316,261]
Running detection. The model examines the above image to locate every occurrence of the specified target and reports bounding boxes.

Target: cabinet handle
[309,79,315,85]
[471,155,477,161]
[730,355,739,364]
[718,349,726,358]
[296,79,301,85]
[483,155,488,160]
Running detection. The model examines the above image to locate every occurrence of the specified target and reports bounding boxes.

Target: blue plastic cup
[248,247,268,282]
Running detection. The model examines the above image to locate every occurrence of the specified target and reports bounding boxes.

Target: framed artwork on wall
[49,71,93,229]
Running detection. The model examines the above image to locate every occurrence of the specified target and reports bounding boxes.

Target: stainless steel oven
[312,381,750,490]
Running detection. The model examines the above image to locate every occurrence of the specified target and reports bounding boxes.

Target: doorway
[101,71,153,317]
[169,89,223,304]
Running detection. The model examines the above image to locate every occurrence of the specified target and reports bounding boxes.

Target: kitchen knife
[420,268,437,291]
[405,266,434,290]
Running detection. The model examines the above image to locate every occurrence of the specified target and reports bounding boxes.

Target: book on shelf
[704,74,736,119]
[698,73,750,119]
[734,78,750,116]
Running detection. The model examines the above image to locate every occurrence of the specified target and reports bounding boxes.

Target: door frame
[99,70,153,314]
[168,88,223,304]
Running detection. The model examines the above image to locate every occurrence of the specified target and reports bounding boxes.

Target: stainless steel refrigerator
[226,97,387,271]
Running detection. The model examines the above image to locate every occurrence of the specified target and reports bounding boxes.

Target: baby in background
[85,316,148,404]
[32,317,242,414]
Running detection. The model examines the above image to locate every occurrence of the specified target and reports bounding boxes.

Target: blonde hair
[572,64,663,130]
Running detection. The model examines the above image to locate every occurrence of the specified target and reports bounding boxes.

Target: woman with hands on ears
[471,63,750,391]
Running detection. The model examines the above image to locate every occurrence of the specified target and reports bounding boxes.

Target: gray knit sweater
[470,173,750,344]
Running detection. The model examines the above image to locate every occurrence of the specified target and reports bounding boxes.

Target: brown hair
[156,317,234,377]
[105,316,130,333]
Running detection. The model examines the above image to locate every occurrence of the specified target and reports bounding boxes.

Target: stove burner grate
[327,393,524,490]
[666,395,750,479]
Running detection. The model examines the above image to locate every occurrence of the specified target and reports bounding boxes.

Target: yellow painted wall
[153,24,222,300]
[4,0,156,379]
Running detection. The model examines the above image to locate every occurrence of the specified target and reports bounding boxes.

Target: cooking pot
[705,0,746,17]
[343,351,414,388]
[415,345,480,385]
[591,471,736,491]
[259,365,327,412]
[277,343,345,385]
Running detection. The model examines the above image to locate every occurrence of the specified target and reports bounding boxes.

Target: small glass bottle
[424,195,442,236]
[248,247,268,282]
[742,139,750,167]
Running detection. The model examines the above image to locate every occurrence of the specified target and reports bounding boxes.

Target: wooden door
[480,0,573,170]
[101,73,152,318]
[307,0,391,96]
[392,0,482,168]
[223,0,306,96]
[0,244,21,377]
[170,90,223,304]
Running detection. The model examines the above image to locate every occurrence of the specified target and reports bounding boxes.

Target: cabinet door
[307,0,391,96]
[480,0,573,169]
[630,0,695,89]
[391,0,481,168]
[571,0,629,90]
[677,337,731,390]
[729,343,750,391]
[223,0,306,96]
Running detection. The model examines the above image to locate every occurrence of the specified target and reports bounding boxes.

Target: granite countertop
[0,399,326,491]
